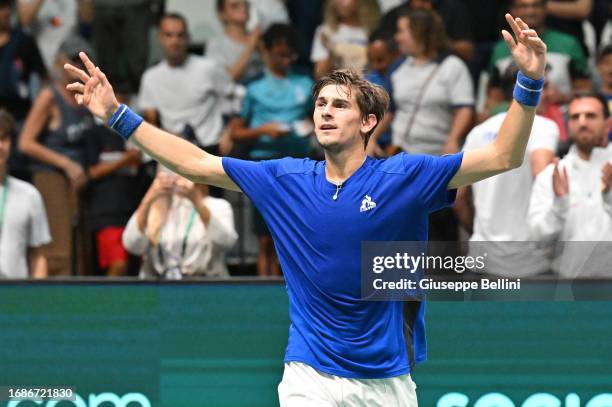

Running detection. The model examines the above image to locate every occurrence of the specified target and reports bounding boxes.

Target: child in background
[83,93,144,276]
[229,23,313,276]
[365,28,402,156]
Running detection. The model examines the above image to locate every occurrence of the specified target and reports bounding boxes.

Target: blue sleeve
[222,157,279,211]
[403,152,464,213]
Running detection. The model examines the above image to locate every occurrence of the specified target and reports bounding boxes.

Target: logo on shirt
[360,195,377,213]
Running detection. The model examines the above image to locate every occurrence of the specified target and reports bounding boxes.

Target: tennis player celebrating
[65,14,546,407]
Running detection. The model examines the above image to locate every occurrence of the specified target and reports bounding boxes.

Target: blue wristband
[107,104,143,140]
[513,71,545,107]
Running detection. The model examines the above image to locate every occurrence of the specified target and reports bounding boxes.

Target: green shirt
[489,28,588,95]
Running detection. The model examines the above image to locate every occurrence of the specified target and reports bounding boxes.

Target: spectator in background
[138,13,233,157]
[455,64,559,278]
[0,0,47,180]
[229,23,313,276]
[122,170,238,279]
[311,0,381,80]
[208,0,264,84]
[17,0,77,71]
[82,92,142,276]
[390,8,474,245]
[378,0,475,62]
[364,28,401,157]
[528,93,612,277]
[0,109,50,279]
[91,0,156,93]
[461,0,507,82]
[19,36,94,276]
[391,8,474,156]
[486,0,590,114]
[596,45,612,141]
[546,0,593,55]
[286,0,323,71]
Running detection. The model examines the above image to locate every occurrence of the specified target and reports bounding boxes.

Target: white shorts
[278,361,418,407]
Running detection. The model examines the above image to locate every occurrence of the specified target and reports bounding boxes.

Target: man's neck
[576,146,593,161]
[166,54,188,67]
[0,166,7,184]
[324,145,367,183]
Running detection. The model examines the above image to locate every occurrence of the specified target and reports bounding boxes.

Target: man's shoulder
[7,177,42,202]
[224,156,319,178]
[272,157,319,178]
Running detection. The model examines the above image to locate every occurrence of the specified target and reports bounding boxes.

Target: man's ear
[360,113,378,135]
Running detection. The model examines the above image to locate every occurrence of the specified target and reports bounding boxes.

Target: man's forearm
[130,122,214,182]
[493,100,536,169]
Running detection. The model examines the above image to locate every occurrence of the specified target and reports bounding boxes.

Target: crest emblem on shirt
[360,195,377,213]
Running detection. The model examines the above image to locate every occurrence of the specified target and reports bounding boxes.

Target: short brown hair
[569,92,610,119]
[312,69,390,148]
[399,8,447,58]
[0,109,15,140]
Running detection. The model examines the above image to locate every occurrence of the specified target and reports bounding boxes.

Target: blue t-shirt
[241,70,313,160]
[222,152,463,378]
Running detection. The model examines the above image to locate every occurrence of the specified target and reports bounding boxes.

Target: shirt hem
[283,357,411,379]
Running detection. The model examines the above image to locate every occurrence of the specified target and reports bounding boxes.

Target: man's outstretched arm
[64,53,240,192]
[449,14,547,189]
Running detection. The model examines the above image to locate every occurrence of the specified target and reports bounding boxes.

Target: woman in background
[19,37,94,276]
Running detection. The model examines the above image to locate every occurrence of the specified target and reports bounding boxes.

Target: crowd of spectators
[0,0,610,279]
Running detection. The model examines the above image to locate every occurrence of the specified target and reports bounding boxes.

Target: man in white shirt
[138,13,232,154]
[0,109,51,278]
[528,93,612,277]
[122,171,238,279]
[456,65,559,277]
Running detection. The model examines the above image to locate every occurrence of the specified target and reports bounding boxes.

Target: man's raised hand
[501,13,547,80]
[64,52,120,122]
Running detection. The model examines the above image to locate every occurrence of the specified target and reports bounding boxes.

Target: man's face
[568,97,610,149]
[220,0,249,25]
[314,84,373,152]
[511,0,546,31]
[597,54,612,87]
[367,40,394,74]
[0,132,11,168]
[158,17,189,63]
[264,40,296,75]
[0,5,11,31]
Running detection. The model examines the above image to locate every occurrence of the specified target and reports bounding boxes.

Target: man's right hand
[552,159,569,197]
[64,52,120,122]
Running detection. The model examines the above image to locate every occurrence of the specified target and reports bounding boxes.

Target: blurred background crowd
[0,0,610,280]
